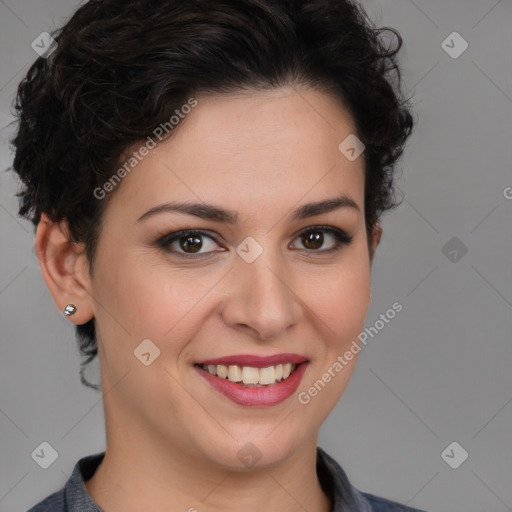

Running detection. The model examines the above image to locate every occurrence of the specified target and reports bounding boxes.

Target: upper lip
[195,353,308,368]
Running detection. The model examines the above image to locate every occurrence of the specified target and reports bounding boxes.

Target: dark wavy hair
[10,0,415,390]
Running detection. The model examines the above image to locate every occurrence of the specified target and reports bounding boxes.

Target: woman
[13,0,423,510]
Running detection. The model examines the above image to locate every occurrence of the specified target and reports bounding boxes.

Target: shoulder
[316,446,428,512]
[358,491,428,512]
[26,489,66,511]
[26,452,105,512]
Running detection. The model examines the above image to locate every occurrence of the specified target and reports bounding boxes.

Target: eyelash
[156,226,353,260]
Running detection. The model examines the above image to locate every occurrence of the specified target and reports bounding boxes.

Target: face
[77,86,377,469]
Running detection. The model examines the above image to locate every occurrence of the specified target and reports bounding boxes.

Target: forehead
[106,86,365,222]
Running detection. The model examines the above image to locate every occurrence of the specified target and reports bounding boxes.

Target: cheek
[106,259,229,357]
[125,270,207,340]
[296,262,369,418]
[303,260,371,342]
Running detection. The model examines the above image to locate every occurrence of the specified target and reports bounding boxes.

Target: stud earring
[63,304,77,317]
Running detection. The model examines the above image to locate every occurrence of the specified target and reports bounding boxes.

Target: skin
[36,85,382,512]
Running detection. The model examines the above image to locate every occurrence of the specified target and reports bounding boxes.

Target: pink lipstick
[194,353,309,407]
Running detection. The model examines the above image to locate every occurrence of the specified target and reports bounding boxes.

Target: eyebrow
[136,194,360,224]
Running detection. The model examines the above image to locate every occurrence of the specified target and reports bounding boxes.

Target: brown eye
[179,234,203,253]
[291,226,353,253]
[301,231,324,250]
[158,230,222,258]
[157,226,352,260]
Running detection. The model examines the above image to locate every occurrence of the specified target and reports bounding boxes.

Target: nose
[220,250,302,340]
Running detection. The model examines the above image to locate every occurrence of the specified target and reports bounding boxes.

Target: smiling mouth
[195,362,299,387]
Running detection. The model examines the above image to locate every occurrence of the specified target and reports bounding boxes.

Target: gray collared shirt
[27,447,428,511]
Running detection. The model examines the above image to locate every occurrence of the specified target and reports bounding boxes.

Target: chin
[203,431,306,472]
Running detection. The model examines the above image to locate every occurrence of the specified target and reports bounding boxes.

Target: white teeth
[201,363,298,386]
[259,366,276,385]
[228,365,242,382]
[241,366,260,385]
[274,364,283,381]
[216,365,228,379]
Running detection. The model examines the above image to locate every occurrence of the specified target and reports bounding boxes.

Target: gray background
[0,1,511,511]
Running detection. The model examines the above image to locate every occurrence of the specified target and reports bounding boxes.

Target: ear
[368,221,382,265]
[35,213,94,324]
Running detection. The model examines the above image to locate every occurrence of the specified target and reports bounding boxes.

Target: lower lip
[195,362,309,407]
